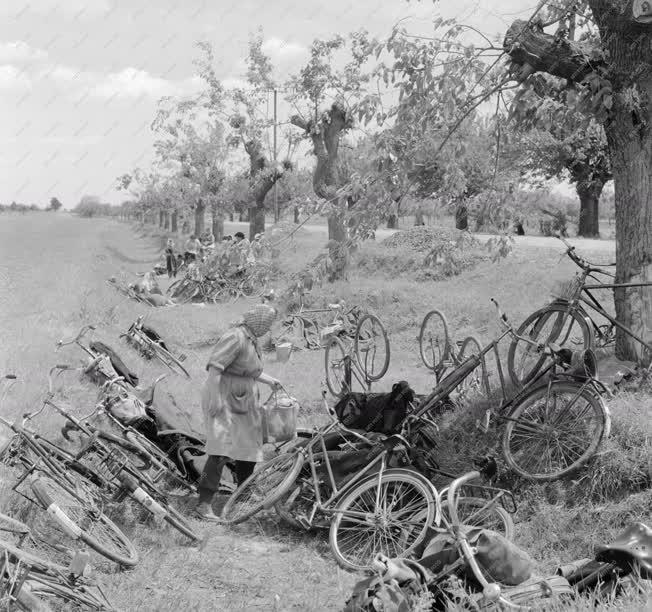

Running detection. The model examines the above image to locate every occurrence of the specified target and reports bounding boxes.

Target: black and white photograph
[0,0,650,610]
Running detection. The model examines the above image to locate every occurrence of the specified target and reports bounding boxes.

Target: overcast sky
[0,0,538,208]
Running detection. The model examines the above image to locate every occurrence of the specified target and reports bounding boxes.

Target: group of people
[163,230,266,280]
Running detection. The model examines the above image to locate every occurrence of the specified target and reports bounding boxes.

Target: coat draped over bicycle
[201,325,264,462]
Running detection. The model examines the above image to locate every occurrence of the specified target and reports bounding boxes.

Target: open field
[0,212,649,611]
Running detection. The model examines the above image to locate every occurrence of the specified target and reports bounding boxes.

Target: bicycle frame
[556,237,652,353]
[414,304,604,427]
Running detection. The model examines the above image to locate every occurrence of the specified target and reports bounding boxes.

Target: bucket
[261,393,298,444]
[276,342,293,363]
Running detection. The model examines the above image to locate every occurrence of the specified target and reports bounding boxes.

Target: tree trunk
[228,212,234,222]
[328,215,347,242]
[159,210,164,227]
[194,200,205,236]
[414,209,425,226]
[293,206,300,224]
[576,181,602,238]
[212,213,224,241]
[386,214,398,229]
[249,204,265,240]
[606,97,652,364]
[455,204,468,230]
[164,211,170,230]
[171,210,178,233]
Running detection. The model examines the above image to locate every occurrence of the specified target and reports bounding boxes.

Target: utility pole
[273,88,279,223]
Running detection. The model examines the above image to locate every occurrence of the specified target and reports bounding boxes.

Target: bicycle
[40,367,201,543]
[274,397,516,540]
[324,309,391,397]
[413,299,611,481]
[0,512,113,610]
[508,235,652,386]
[121,316,190,379]
[55,325,138,389]
[0,375,139,567]
[418,310,491,398]
[221,391,437,572]
[105,277,151,307]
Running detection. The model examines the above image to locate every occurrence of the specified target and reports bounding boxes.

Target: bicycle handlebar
[56,325,97,350]
[556,235,616,271]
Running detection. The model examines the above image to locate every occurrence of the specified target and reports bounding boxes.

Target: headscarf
[240,304,277,338]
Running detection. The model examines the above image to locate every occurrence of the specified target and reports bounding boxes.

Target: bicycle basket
[81,445,129,484]
[550,275,583,301]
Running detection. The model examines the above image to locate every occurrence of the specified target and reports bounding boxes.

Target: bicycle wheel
[221,453,305,525]
[442,497,514,540]
[507,305,593,387]
[23,578,113,611]
[458,336,491,398]
[329,469,435,572]
[354,314,390,382]
[30,476,138,567]
[418,310,451,372]
[150,343,190,379]
[502,381,608,481]
[123,431,195,496]
[324,336,350,397]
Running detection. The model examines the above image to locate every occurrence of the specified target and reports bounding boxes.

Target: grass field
[0,212,649,611]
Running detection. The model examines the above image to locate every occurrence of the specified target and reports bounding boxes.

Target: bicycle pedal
[297,516,312,530]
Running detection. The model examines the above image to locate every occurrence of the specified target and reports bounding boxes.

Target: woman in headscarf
[195,303,281,520]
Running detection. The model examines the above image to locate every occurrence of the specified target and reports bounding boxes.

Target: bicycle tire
[502,381,608,481]
[418,310,451,372]
[30,476,138,567]
[354,314,390,382]
[123,431,196,496]
[94,430,152,472]
[0,539,68,575]
[458,336,491,398]
[328,468,436,572]
[442,497,514,540]
[150,342,190,379]
[24,578,113,611]
[324,336,350,397]
[220,453,305,525]
[11,583,54,612]
[507,304,593,387]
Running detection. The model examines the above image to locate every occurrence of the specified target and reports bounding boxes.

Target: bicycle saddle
[594,522,652,579]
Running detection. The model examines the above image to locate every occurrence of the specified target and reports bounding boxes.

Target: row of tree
[108,1,650,361]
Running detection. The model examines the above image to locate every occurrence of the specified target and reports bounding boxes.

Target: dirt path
[223,220,616,252]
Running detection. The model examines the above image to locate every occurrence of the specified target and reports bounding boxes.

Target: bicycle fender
[45,503,83,539]
[131,487,167,522]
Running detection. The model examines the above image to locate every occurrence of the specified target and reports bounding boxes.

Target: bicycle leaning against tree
[508,235,652,386]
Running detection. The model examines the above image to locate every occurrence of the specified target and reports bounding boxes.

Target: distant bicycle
[121,316,190,379]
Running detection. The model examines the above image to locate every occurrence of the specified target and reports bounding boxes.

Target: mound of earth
[358,226,487,281]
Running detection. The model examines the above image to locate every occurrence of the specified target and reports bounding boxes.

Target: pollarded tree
[509,70,611,237]
[49,197,63,211]
[287,33,378,242]
[502,2,652,361]
[194,35,291,239]
[151,110,228,238]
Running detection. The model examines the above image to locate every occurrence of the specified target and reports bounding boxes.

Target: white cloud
[89,67,202,100]
[0,41,48,64]
[0,64,31,91]
[222,76,248,90]
[261,37,306,59]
